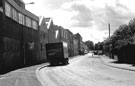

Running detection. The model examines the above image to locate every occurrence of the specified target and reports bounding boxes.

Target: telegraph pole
[108,23,111,58]
[108,23,110,38]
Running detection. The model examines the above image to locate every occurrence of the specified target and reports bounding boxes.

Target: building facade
[48,25,68,43]
[39,17,49,62]
[66,29,74,57]
[74,33,83,55]
[44,18,55,43]
[0,0,40,72]
[73,37,79,56]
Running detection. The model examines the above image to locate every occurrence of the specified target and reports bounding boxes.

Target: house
[44,18,55,43]
[73,37,79,56]
[66,29,74,57]
[74,33,83,55]
[48,25,68,43]
[48,25,69,57]
[39,16,49,62]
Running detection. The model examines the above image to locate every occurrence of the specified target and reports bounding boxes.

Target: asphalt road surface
[37,54,135,86]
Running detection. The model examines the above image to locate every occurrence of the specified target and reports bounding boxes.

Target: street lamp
[25,2,34,5]
[22,2,34,65]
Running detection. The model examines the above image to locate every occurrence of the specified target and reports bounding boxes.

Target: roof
[39,16,44,25]
[44,18,53,29]
[19,0,24,3]
[44,18,51,22]
[7,0,39,21]
[66,29,73,34]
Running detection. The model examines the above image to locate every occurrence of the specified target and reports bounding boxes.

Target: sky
[23,0,135,43]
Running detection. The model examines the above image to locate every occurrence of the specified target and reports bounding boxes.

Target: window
[5,2,11,17]
[43,34,45,38]
[0,7,3,12]
[0,1,3,12]
[32,20,38,30]
[66,32,68,39]
[12,8,17,21]
[26,16,31,27]
[18,13,23,24]
[64,31,65,38]
[22,14,25,25]
[41,43,42,51]
[26,16,29,27]
[65,32,66,39]
[55,30,59,39]
[61,30,64,38]
[0,1,2,7]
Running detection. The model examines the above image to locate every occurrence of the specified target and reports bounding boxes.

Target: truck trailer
[46,42,69,66]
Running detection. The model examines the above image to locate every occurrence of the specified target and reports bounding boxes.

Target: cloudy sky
[23,0,135,43]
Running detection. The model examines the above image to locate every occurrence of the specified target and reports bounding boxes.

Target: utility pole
[108,23,110,38]
[108,23,112,58]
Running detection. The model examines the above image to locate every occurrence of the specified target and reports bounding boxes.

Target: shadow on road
[39,63,69,70]
[110,60,135,66]
[110,61,125,64]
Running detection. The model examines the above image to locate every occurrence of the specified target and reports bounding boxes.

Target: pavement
[99,55,135,71]
[0,63,49,86]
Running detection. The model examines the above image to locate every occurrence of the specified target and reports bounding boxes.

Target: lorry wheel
[63,61,68,65]
[66,61,69,64]
[50,63,54,66]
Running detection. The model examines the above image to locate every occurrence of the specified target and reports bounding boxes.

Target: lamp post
[25,2,34,5]
[22,2,35,65]
[108,23,112,58]
[108,23,110,38]
[24,2,34,9]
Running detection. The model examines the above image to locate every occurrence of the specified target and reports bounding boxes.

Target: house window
[18,13,23,24]
[32,20,38,30]
[64,31,66,38]
[66,32,68,39]
[5,2,11,17]
[61,30,64,38]
[26,16,31,28]
[65,32,66,39]
[41,43,42,51]
[12,8,18,21]
[43,34,45,38]
[64,32,65,38]
[55,30,59,39]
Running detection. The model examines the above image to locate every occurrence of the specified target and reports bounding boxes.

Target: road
[37,54,135,86]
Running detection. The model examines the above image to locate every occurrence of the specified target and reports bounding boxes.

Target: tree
[112,24,130,49]
[84,40,94,50]
[128,18,135,43]
[103,24,130,57]
[103,18,135,62]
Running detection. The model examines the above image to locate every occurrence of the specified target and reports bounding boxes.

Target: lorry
[45,42,69,66]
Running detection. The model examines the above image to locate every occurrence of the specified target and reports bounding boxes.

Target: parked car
[84,50,88,54]
[93,51,98,55]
